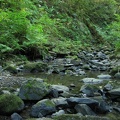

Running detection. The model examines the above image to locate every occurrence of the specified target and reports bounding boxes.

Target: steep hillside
[0,0,120,60]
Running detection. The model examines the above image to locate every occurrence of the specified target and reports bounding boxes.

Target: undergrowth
[0,0,120,60]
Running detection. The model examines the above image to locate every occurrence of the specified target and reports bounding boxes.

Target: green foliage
[0,0,119,59]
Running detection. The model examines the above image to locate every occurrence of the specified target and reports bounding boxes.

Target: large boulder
[0,94,24,115]
[67,97,99,107]
[30,99,56,118]
[75,104,96,115]
[19,79,51,100]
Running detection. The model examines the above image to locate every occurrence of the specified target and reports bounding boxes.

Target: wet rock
[51,85,69,93]
[97,74,111,79]
[0,94,24,115]
[19,79,51,100]
[67,97,99,107]
[30,99,56,118]
[82,78,103,84]
[75,104,96,115]
[11,113,23,120]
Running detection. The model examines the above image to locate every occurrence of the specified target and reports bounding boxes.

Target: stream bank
[0,48,120,120]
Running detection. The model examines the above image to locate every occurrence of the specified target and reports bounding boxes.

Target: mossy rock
[4,65,17,74]
[0,94,24,115]
[19,79,51,100]
[116,52,120,59]
[110,66,120,75]
[24,61,48,72]
[30,99,56,117]
[53,114,109,120]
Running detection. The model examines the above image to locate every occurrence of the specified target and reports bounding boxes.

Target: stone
[11,113,23,120]
[51,85,69,93]
[97,52,107,59]
[52,110,65,117]
[82,78,103,84]
[67,97,99,107]
[80,84,100,97]
[97,74,111,79]
[30,99,56,118]
[103,83,113,91]
[49,89,59,98]
[96,101,110,114]
[106,88,120,102]
[82,64,91,70]
[0,94,24,115]
[51,97,68,108]
[114,72,120,79]
[75,104,96,115]
[19,79,51,100]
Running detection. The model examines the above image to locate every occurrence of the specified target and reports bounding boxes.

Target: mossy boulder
[0,94,24,115]
[19,79,51,100]
[4,65,17,74]
[30,99,56,118]
[53,114,109,120]
[110,66,120,75]
[24,61,48,73]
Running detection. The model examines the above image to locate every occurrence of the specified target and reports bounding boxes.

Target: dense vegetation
[0,0,120,60]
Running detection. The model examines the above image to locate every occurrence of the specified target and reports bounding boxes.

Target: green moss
[24,62,48,72]
[53,114,109,120]
[36,99,54,106]
[5,65,17,74]
[44,99,55,107]
[0,94,24,114]
[110,66,120,75]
